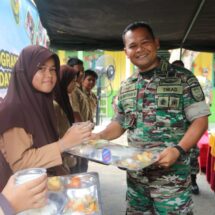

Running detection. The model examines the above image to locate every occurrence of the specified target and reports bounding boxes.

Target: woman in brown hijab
[0,45,91,191]
[54,65,79,172]
[54,64,78,136]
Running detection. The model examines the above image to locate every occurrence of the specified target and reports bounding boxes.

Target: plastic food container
[17,192,66,215]
[63,173,102,214]
[47,172,103,215]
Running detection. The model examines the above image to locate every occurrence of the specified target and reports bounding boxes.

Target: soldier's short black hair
[172,60,184,68]
[122,21,155,44]
[67,57,83,66]
[84,69,98,80]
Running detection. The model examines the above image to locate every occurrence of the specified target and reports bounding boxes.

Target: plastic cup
[72,121,94,129]
[15,168,47,185]
[72,121,94,144]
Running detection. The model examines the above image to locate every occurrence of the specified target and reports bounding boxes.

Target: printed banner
[0,0,48,100]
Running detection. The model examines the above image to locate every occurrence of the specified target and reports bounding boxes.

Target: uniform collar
[129,57,171,82]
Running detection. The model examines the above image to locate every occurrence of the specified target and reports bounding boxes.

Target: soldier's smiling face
[124,27,160,72]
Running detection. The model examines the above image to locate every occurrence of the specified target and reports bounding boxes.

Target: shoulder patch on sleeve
[187,77,199,86]
[191,86,205,102]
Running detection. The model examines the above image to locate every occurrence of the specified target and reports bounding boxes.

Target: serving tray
[67,140,158,171]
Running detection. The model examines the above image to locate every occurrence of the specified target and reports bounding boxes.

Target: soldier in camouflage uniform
[93,22,210,214]
[172,60,200,195]
[189,147,200,194]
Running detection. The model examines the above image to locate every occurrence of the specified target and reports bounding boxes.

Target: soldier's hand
[157,147,180,168]
[90,133,101,140]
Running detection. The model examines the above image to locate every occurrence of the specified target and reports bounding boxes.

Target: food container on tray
[67,139,158,170]
[48,172,103,215]
[17,192,66,215]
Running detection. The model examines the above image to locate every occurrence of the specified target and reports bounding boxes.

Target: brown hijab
[0,45,60,147]
[54,65,77,125]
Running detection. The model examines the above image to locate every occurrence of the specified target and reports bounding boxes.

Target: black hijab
[0,45,60,147]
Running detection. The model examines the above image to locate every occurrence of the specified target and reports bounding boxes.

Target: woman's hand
[58,121,93,152]
[156,147,180,168]
[2,174,48,213]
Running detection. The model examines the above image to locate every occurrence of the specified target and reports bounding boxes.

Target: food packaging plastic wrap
[18,172,103,215]
[67,140,158,171]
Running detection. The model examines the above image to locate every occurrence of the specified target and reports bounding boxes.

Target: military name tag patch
[121,83,136,93]
[157,86,183,94]
[159,78,181,85]
[191,86,204,101]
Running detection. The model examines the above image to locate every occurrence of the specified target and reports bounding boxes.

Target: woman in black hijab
[0,45,91,191]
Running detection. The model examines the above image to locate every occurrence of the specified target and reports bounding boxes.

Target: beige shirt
[69,85,97,122]
[0,127,62,173]
[53,100,70,138]
[82,87,97,122]
[53,101,77,170]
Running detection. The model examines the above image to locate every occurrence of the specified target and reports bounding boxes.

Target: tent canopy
[34,0,215,52]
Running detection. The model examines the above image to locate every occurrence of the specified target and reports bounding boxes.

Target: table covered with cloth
[197,131,209,170]
[206,132,215,192]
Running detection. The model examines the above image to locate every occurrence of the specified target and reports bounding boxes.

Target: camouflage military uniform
[189,146,199,175]
[113,59,210,214]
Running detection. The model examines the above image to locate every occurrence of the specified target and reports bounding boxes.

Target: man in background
[81,69,98,123]
[67,57,88,173]
[67,57,85,122]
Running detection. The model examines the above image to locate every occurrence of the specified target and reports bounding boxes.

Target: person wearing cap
[92,21,210,214]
